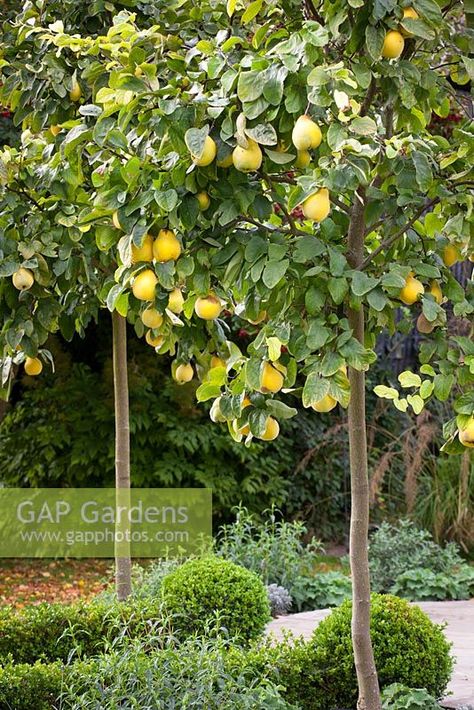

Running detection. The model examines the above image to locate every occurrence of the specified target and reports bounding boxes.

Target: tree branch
[332,196,351,215]
[8,186,44,211]
[360,78,376,118]
[361,198,439,270]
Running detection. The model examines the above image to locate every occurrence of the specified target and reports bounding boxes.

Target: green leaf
[413,0,442,23]
[340,338,376,371]
[196,40,214,54]
[433,373,454,401]
[400,18,435,39]
[393,398,409,413]
[350,116,377,136]
[115,293,129,318]
[305,286,325,314]
[307,66,330,87]
[461,56,474,81]
[365,25,385,60]
[328,277,349,305]
[265,400,298,419]
[374,385,400,400]
[372,0,396,21]
[293,236,325,263]
[422,298,440,322]
[420,380,434,399]
[107,128,129,152]
[327,123,348,151]
[241,0,264,24]
[155,189,179,212]
[398,371,422,388]
[367,289,388,311]
[95,226,117,252]
[120,157,141,183]
[106,283,124,312]
[262,259,289,288]
[303,373,330,408]
[266,336,282,361]
[184,127,209,157]
[351,271,379,296]
[196,382,222,402]
[328,248,347,277]
[237,71,264,102]
[245,123,278,146]
[245,359,264,391]
[263,66,287,105]
[407,394,424,415]
[265,149,295,164]
[382,271,407,289]
[424,212,443,237]
[62,125,91,157]
[412,151,433,192]
[306,321,331,349]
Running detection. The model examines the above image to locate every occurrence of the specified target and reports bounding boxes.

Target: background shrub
[391,566,474,601]
[216,506,325,610]
[293,571,352,610]
[161,557,271,642]
[369,519,466,593]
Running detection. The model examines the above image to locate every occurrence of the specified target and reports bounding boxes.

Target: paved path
[267,600,474,708]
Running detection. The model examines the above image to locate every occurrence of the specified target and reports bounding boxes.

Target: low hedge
[0,597,162,664]
[0,659,64,710]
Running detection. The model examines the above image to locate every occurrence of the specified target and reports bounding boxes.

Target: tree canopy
[0,0,473,445]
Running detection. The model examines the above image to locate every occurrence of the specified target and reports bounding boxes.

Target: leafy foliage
[369,519,468,594]
[293,571,352,610]
[216,506,352,611]
[381,683,440,710]
[391,565,474,601]
[61,634,299,710]
[217,506,322,592]
[160,556,271,643]
[0,0,472,452]
[0,637,298,710]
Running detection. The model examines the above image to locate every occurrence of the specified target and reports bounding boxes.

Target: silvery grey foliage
[267,584,292,617]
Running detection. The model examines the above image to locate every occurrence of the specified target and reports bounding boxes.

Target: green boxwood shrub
[0,660,64,710]
[0,597,163,664]
[260,594,452,710]
[161,557,271,642]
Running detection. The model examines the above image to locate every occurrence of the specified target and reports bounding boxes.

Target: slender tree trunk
[347,188,381,710]
[112,311,132,600]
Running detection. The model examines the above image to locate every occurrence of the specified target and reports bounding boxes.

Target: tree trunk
[112,311,132,600]
[347,189,381,710]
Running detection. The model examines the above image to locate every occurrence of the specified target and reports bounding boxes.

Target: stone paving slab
[267,600,474,709]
